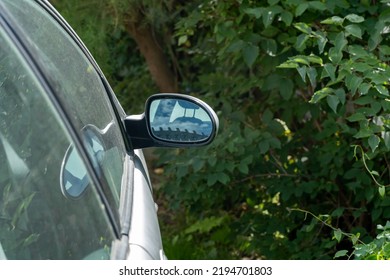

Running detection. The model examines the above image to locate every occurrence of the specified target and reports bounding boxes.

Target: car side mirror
[125,94,219,149]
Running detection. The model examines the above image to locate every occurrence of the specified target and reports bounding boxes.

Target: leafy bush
[156,0,390,259]
[55,0,390,259]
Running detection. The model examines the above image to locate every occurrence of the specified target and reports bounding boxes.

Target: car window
[1,0,127,209]
[0,27,115,259]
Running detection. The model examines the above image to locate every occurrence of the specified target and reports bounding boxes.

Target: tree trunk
[126,23,178,93]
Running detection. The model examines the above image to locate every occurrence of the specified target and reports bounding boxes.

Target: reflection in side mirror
[60,145,90,199]
[60,125,105,199]
[148,96,217,144]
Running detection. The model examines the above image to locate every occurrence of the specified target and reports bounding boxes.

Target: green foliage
[56,0,390,259]
[333,221,390,260]
[157,0,390,259]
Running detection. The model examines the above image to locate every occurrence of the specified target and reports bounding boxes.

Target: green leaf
[368,134,380,152]
[346,75,363,95]
[354,95,374,105]
[238,162,249,174]
[335,88,346,105]
[347,112,366,122]
[334,32,348,53]
[383,242,390,258]
[382,99,390,111]
[359,83,371,95]
[214,21,235,42]
[334,228,343,242]
[345,14,365,23]
[227,40,244,53]
[262,6,283,28]
[345,24,362,39]
[329,47,343,64]
[321,16,344,25]
[307,55,323,65]
[263,73,283,90]
[193,158,205,172]
[178,35,188,46]
[244,7,263,19]
[269,137,281,149]
[296,2,309,16]
[290,55,310,66]
[375,85,389,96]
[369,28,382,51]
[242,43,259,67]
[185,216,225,234]
[310,87,334,103]
[259,140,270,154]
[262,109,274,124]
[316,34,328,54]
[297,66,307,82]
[295,34,309,50]
[308,1,327,11]
[324,63,336,81]
[371,170,379,176]
[382,131,390,150]
[351,233,360,246]
[281,10,293,26]
[278,61,299,68]
[355,107,377,117]
[239,162,252,177]
[334,250,348,259]
[243,155,254,165]
[280,78,294,100]
[353,128,372,139]
[379,186,386,198]
[207,174,218,186]
[307,67,318,88]
[217,172,230,185]
[208,157,217,167]
[379,45,390,55]
[327,95,340,113]
[348,45,369,58]
[351,63,371,73]
[294,22,312,34]
[261,38,277,56]
[177,165,189,178]
[331,207,345,217]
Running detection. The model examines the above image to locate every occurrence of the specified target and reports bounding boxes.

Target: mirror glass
[149,98,213,142]
[61,146,90,199]
[60,126,105,199]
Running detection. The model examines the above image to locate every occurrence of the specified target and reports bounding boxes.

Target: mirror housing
[125,94,219,149]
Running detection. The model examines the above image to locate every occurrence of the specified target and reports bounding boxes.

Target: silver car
[0,0,218,259]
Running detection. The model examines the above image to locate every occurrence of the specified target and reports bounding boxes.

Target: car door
[0,8,117,259]
[0,0,165,259]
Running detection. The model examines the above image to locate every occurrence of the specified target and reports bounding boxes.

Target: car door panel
[128,150,164,260]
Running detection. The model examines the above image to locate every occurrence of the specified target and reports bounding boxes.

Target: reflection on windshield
[61,146,90,198]
[149,99,212,142]
[61,126,105,199]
